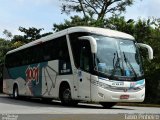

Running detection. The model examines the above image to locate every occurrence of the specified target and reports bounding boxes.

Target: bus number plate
[120,95,129,99]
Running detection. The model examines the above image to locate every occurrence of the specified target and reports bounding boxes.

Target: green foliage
[10,27,51,48]
[105,16,135,35]
[12,35,28,44]
[11,41,25,49]
[0,38,11,63]
[60,0,135,20]
[19,27,44,42]
[53,15,105,31]
[3,29,12,40]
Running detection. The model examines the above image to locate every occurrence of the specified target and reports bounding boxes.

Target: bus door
[77,40,91,100]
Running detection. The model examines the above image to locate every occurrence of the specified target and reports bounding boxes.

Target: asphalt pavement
[0,94,159,120]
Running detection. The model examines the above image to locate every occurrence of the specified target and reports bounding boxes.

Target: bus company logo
[130,82,136,88]
[25,65,39,84]
[123,88,128,92]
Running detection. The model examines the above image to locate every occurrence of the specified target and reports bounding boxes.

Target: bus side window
[58,36,72,75]
[43,40,58,61]
[43,36,69,62]
[79,41,91,72]
[58,37,70,62]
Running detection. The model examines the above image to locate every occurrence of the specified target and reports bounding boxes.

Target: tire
[13,85,19,99]
[100,102,117,109]
[60,87,78,106]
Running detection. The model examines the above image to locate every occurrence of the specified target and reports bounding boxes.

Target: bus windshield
[93,35,143,79]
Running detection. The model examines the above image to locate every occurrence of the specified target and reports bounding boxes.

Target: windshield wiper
[123,52,137,78]
[111,51,121,77]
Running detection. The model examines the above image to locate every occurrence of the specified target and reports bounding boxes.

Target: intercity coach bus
[3,27,153,108]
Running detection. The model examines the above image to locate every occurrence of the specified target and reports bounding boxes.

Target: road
[0,94,160,120]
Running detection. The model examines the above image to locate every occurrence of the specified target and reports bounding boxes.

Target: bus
[3,26,153,108]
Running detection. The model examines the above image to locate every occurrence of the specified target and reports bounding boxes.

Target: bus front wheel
[60,86,78,106]
[100,102,117,109]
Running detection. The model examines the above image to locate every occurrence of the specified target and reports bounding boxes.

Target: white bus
[3,27,153,108]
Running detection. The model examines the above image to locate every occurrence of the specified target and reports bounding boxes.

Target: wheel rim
[14,88,18,98]
[63,89,71,103]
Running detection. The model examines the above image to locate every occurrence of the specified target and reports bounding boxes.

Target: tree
[11,41,25,48]
[11,35,25,48]
[53,15,105,31]
[3,29,12,40]
[10,27,52,48]
[0,38,11,63]
[19,27,44,42]
[60,0,135,20]
[12,35,27,43]
[105,15,135,34]
[140,18,160,104]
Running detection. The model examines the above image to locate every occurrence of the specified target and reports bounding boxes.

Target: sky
[0,0,160,38]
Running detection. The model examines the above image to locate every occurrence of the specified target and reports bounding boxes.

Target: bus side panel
[41,60,59,97]
[4,63,48,97]
[43,60,74,99]
[3,59,73,99]
[3,65,14,95]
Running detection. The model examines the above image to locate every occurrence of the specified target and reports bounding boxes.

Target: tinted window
[5,36,70,68]
[69,32,93,72]
[79,40,92,72]
[69,32,88,68]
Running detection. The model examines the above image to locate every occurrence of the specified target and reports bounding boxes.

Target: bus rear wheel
[100,102,117,109]
[13,85,19,99]
[60,86,78,106]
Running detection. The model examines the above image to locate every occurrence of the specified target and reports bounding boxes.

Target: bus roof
[7,26,135,54]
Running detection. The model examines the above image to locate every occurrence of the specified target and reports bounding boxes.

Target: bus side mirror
[78,36,97,53]
[137,43,153,60]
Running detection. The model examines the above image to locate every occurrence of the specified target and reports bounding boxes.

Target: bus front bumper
[91,86,145,102]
